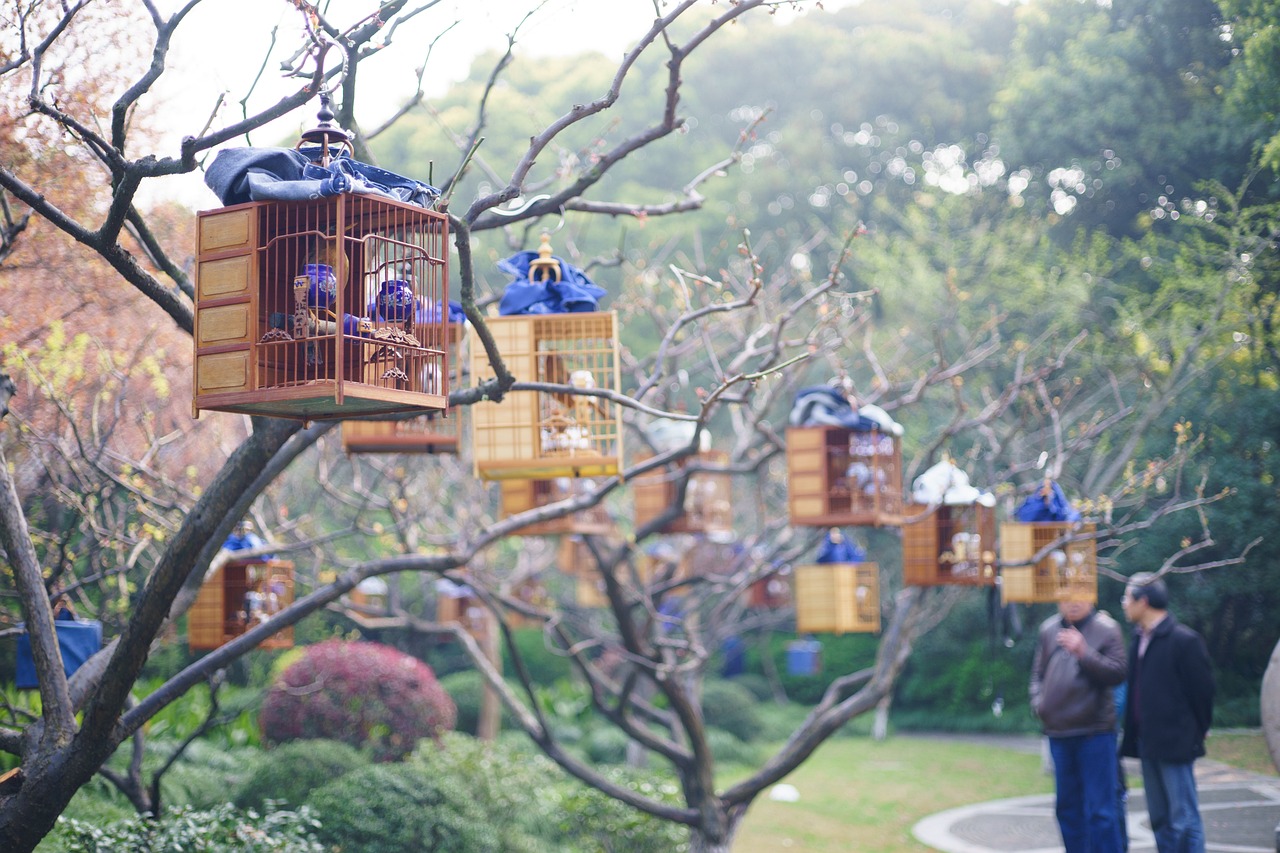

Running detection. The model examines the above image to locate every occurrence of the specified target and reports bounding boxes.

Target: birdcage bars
[187,559,295,651]
[500,477,612,536]
[633,451,733,536]
[998,522,1098,604]
[786,426,903,527]
[792,562,881,634]
[902,503,998,587]
[193,193,449,420]
[470,311,622,479]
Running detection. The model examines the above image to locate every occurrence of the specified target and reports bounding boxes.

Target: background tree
[0,1,1272,852]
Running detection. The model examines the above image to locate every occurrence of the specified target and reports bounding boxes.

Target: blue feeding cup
[376,279,419,322]
[304,263,338,309]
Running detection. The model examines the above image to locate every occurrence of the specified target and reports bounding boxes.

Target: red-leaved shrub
[260,639,456,761]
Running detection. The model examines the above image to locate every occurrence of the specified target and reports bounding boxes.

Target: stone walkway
[913,758,1280,853]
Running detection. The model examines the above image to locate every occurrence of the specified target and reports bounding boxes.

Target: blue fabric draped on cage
[203,147,440,209]
[814,529,867,563]
[16,609,103,689]
[496,250,607,315]
[1013,480,1081,522]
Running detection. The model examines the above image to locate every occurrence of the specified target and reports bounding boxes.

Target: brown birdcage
[188,559,294,651]
[505,579,552,629]
[748,570,793,610]
[901,503,998,587]
[469,311,622,480]
[999,522,1098,604]
[341,322,466,452]
[792,562,880,634]
[786,426,903,527]
[192,193,449,421]
[499,477,612,536]
[436,581,488,640]
[633,451,733,536]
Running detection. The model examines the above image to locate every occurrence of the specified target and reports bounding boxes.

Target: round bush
[306,762,499,853]
[705,727,763,767]
[260,640,455,762]
[233,739,369,811]
[727,672,774,702]
[700,679,761,742]
[582,725,631,765]
[437,669,515,736]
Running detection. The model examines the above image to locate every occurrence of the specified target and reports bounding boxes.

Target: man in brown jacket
[1030,597,1129,852]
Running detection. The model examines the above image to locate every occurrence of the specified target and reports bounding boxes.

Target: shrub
[700,679,761,742]
[305,762,500,853]
[260,640,455,762]
[582,725,631,765]
[233,739,369,811]
[548,764,689,853]
[57,803,323,852]
[437,669,515,736]
[727,672,774,702]
[706,727,763,767]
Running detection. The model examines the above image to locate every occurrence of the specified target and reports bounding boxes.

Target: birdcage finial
[297,92,353,166]
[528,232,561,283]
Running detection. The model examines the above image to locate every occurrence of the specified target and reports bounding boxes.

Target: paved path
[913,757,1280,853]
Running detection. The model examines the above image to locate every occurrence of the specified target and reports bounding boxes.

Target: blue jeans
[1050,732,1124,853]
[1140,758,1205,853]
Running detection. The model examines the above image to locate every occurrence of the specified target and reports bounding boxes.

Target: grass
[727,729,1277,852]
[1207,730,1277,777]
[728,734,1053,853]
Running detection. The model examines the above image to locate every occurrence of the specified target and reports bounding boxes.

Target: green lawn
[730,734,1053,853]
[728,730,1277,852]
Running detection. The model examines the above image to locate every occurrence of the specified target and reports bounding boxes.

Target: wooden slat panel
[197,304,251,346]
[196,351,249,393]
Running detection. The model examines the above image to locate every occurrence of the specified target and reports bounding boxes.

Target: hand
[1057,626,1087,658]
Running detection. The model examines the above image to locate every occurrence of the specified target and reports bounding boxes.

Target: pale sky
[149,0,848,205]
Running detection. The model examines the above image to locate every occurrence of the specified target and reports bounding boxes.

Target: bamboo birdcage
[499,477,612,536]
[436,581,488,640]
[792,562,881,634]
[902,503,998,587]
[469,311,622,479]
[340,322,466,453]
[786,426,903,527]
[188,559,295,651]
[193,194,449,420]
[748,570,793,609]
[998,522,1098,604]
[505,579,552,629]
[633,451,733,536]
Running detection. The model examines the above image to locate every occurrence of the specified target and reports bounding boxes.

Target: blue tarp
[496,251,607,315]
[204,147,439,209]
[1013,481,1081,522]
[814,529,867,563]
[16,610,103,689]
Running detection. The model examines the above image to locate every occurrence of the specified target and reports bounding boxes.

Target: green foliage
[305,763,500,853]
[723,672,773,702]
[260,640,455,762]
[137,679,262,750]
[700,679,762,742]
[140,740,262,811]
[582,725,631,765]
[436,669,516,736]
[55,803,323,853]
[705,727,764,768]
[506,627,574,685]
[232,740,369,811]
[548,764,689,853]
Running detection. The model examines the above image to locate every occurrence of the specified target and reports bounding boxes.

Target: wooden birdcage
[341,322,466,452]
[786,426,903,527]
[793,562,880,634]
[902,503,998,587]
[499,477,612,536]
[436,581,488,640]
[999,522,1098,604]
[188,558,294,651]
[469,311,622,479]
[193,195,449,421]
[506,579,552,629]
[748,571,793,609]
[633,451,733,536]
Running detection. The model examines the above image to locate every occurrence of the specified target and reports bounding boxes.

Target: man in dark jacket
[1031,596,1128,852]
[1120,573,1215,853]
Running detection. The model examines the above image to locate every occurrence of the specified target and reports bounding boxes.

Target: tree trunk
[477,615,502,742]
[872,693,892,741]
[688,814,740,853]
[1262,636,1280,774]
